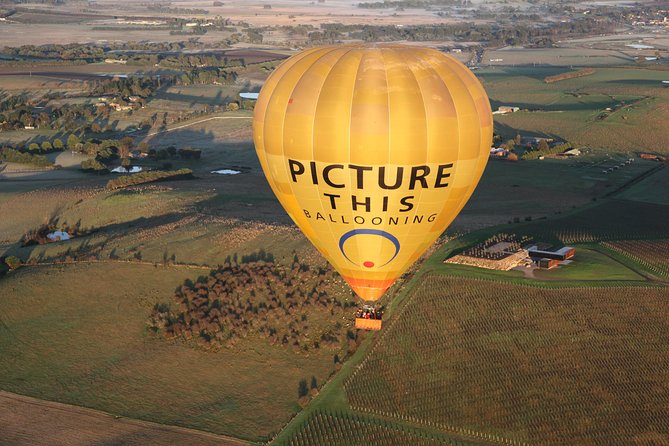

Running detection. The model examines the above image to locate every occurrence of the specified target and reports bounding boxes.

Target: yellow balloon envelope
[253,44,492,301]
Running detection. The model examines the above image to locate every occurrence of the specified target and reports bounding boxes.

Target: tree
[537,139,549,152]
[226,102,240,111]
[28,143,40,152]
[121,157,131,168]
[310,376,318,389]
[298,379,309,398]
[514,132,521,145]
[118,136,133,159]
[67,134,80,151]
[4,256,21,270]
[41,141,53,151]
[53,138,64,150]
[505,139,516,152]
[81,158,108,173]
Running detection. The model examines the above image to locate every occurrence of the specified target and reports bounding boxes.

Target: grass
[452,153,660,232]
[0,262,348,442]
[481,66,669,152]
[531,246,644,281]
[617,164,669,205]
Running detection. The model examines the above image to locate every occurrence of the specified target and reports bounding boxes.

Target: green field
[617,164,669,205]
[531,246,644,281]
[481,67,669,152]
[454,155,660,231]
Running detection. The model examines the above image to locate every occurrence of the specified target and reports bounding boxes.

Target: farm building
[558,148,582,157]
[489,148,508,157]
[492,106,520,115]
[239,92,260,100]
[639,153,666,162]
[538,258,560,269]
[527,246,575,261]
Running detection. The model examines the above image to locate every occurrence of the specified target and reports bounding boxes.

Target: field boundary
[144,115,253,137]
[15,258,215,271]
[0,390,249,445]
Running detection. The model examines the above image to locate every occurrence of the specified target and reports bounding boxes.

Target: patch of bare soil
[0,391,248,446]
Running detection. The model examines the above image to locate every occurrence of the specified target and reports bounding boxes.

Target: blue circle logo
[338,229,400,268]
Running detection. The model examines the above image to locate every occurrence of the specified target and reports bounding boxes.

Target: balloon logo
[253,44,492,301]
[339,229,401,269]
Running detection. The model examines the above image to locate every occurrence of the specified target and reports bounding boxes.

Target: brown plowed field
[0,391,248,446]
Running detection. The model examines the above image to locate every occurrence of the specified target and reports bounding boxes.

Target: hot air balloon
[253,44,492,314]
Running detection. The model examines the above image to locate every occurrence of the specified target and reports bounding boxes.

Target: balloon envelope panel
[253,44,492,301]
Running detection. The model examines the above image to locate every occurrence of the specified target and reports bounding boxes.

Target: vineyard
[602,239,669,279]
[457,233,531,261]
[519,199,669,244]
[280,411,461,446]
[344,276,669,445]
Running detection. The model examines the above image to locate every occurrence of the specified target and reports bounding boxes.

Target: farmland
[0,391,247,446]
[1,0,669,443]
[603,240,669,280]
[0,262,351,442]
[484,66,669,152]
[343,276,669,445]
[282,411,457,446]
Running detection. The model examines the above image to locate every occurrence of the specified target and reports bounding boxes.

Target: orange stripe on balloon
[342,276,395,301]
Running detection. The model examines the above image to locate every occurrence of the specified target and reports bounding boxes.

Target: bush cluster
[544,68,595,84]
[105,168,192,189]
[148,254,357,352]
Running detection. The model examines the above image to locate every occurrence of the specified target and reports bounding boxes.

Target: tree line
[106,168,193,190]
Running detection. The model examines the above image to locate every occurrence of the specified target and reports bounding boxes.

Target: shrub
[177,147,202,160]
[298,379,309,398]
[81,158,108,172]
[67,134,80,150]
[544,68,595,83]
[5,256,21,270]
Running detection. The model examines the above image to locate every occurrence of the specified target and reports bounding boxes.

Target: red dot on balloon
[288,98,294,104]
[363,261,374,268]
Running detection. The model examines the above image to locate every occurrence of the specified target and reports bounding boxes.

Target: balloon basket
[355,317,382,331]
[355,305,383,330]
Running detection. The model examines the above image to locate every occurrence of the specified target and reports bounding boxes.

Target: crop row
[344,276,669,445]
[602,239,669,279]
[519,199,669,244]
[282,410,458,446]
